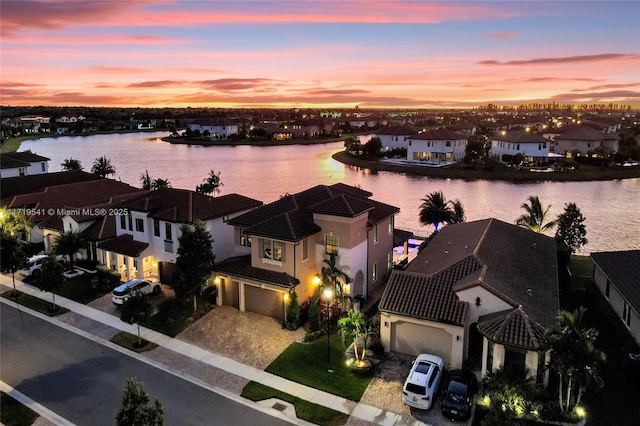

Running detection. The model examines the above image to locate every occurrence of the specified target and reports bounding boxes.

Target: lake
[20,131,640,254]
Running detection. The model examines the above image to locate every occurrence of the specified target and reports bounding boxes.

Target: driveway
[88,283,174,316]
[360,352,475,426]
[176,305,306,369]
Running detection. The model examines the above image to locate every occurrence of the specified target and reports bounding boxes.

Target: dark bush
[76,258,98,270]
[202,285,218,304]
[308,298,321,332]
[91,266,121,292]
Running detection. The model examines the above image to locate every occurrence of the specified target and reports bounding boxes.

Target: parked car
[111,279,161,305]
[402,353,444,410]
[441,369,477,420]
[19,254,64,278]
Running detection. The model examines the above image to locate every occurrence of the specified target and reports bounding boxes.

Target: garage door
[244,284,284,321]
[391,321,452,365]
[222,279,239,309]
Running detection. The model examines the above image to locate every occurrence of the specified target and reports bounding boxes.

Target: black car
[441,369,476,420]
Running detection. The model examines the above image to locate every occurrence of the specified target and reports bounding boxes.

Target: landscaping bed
[110,331,158,353]
[265,333,373,402]
[1,290,69,316]
[241,382,348,426]
[0,392,39,426]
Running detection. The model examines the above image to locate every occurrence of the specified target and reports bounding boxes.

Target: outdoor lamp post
[324,287,332,363]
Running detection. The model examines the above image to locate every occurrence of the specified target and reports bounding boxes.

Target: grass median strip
[265,333,373,402]
[241,381,349,426]
[110,331,158,353]
[1,391,39,426]
[1,290,69,316]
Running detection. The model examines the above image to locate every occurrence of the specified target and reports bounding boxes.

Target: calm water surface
[21,132,640,254]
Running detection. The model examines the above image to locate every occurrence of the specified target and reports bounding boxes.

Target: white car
[111,279,161,305]
[402,354,444,410]
[19,254,64,278]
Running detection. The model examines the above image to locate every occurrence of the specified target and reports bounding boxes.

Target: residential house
[0,151,50,178]
[374,124,420,151]
[379,218,558,386]
[591,250,640,346]
[446,121,477,136]
[553,125,619,158]
[490,131,551,163]
[406,129,467,164]
[188,118,239,139]
[286,120,321,138]
[1,170,101,200]
[212,184,402,321]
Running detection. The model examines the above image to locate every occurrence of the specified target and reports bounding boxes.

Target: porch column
[239,282,246,312]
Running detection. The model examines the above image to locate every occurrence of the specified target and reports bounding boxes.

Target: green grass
[265,333,373,402]
[144,297,214,337]
[0,392,39,426]
[25,272,109,305]
[1,290,69,316]
[241,382,348,426]
[569,255,594,277]
[110,331,158,353]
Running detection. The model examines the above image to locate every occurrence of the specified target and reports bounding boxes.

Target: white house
[490,130,551,163]
[374,124,420,151]
[188,119,239,139]
[406,128,467,164]
[554,125,620,158]
[379,218,558,386]
[591,250,640,346]
[0,151,50,178]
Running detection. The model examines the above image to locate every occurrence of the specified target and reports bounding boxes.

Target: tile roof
[383,218,559,344]
[591,250,640,314]
[478,307,547,350]
[123,188,262,223]
[1,170,101,200]
[0,151,50,169]
[98,234,149,257]
[407,128,467,141]
[554,125,619,141]
[374,124,420,136]
[393,228,414,247]
[213,255,299,289]
[229,183,398,242]
[492,131,550,144]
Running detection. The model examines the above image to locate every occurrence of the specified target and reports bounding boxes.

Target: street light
[324,287,333,364]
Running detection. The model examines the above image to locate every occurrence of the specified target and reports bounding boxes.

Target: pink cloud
[197,78,278,92]
[484,32,521,39]
[127,80,185,88]
[7,35,179,45]
[479,53,638,66]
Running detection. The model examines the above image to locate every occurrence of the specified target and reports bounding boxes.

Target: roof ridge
[284,211,296,240]
[474,218,492,255]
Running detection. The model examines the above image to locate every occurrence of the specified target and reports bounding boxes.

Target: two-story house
[553,125,620,158]
[188,119,239,139]
[374,124,420,151]
[490,131,551,163]
[406,128,467,164]
[212,184,400,321]
[0,151,50,178]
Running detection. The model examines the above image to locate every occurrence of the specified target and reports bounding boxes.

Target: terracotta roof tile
[98,234,149,257]
[1,170,102,200]
[213,255,299,288]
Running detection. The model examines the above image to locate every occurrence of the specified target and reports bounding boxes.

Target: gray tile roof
[478,307,547,350]
[492,131,550,144]
[555,125,619,141]
[393,229,414,247]
[374,124,420,136]
[407,128,467,141]
[213,255,299,289]
[308,194,374,217]
[591,250,640,314]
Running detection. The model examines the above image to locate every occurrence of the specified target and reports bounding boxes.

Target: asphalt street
[1,304,292,426]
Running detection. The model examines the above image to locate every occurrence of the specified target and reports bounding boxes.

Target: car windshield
[405,383,426,395]
[446,391,465,404]
[446,380,467,404]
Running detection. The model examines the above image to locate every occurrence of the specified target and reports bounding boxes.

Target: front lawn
[265,333,373,402]
[143,297,214,337]
[26,272,109,304]
[1,392,39,426]
[241,382,348,426]
[1,290,69,316]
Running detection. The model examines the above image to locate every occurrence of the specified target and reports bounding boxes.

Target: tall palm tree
[60,158,83,171]
[515,195,555,233]
[151,178,171,190]
[54,230,86,272]
[419,191,452,232]
[449,199,466,224]
[318,253,351,304]
[545,307,606,414]
[91,156,116,178]
[140,170,152,190]
[196,169,223,196]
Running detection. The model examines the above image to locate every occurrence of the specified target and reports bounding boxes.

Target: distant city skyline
[1,1,639,109]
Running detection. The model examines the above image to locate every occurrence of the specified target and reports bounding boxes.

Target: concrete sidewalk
[0,275,427,426]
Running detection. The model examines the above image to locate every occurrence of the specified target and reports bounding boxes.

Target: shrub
[202,285,218,304]
[91,266,121,291]
[285,291,300,330]
[76,258,99,270]
[308,297,321,332]
[299,297,311,325]
[303,329,326,342]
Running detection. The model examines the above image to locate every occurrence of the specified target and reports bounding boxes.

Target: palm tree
[91,156,116,178]
[151,178,171,190]
[419,191,452,232]
[54,231,86,272]
[140,170,152,190]
[545,307,606,414]
[196,169,223,196]
[516,196,555,233]
[449,199,466,224]
[60,158,83,171]
[318,254,351,305]
[338,310,371,367]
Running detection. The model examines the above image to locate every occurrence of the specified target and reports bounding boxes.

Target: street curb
[0,380,75,426]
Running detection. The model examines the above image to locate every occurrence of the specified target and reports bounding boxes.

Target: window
[19,168,25,176]
[623,301,632,327]
[263,239,272,258]
[387,252,392,270]
[517,144,520,150]
[325,234,339,255]
[41,162,46,171]
[135,218,144,232]
[223,215,229,223]
[165,223,172,241]
[388,216,394,234]
[128,214,133,231]
[273,241,283,261]
[372,262,378,282]
[302,238,309,261]
[240,234,252,247]
[446,141,451,147]
[120,215,126,230]
[373,224,378,243]
[262,239,283,261]
[428,365,440,387]
[153,219,160,237]
[605,280,610,299]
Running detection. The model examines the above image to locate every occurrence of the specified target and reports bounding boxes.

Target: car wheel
[152,285,161,294]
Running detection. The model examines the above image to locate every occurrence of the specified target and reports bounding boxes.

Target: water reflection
[20,131,640,254]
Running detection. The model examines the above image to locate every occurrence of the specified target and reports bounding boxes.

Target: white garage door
[391,321,452,365]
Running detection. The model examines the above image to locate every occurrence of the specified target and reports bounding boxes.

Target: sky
[1,0,639,109]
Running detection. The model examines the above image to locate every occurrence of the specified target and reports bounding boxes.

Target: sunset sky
[1,0,639,109]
